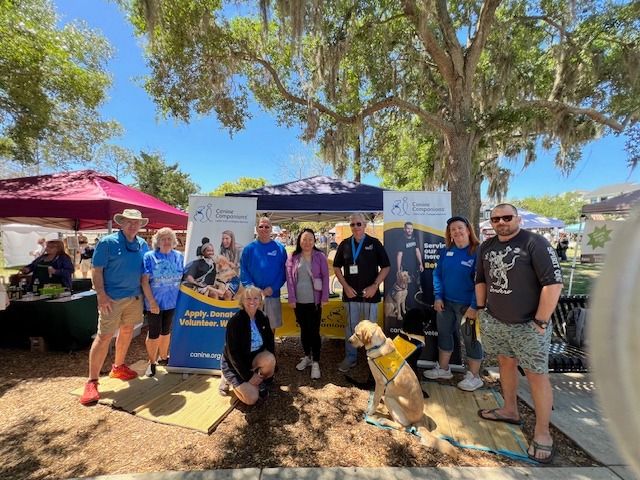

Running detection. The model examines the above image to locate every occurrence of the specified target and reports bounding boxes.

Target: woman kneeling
[219,286,276,405]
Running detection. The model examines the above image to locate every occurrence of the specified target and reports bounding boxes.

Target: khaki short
[263,297,283,329]
[97,296,143,336]
[80,258,91,274]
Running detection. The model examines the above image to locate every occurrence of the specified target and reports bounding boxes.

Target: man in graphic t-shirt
[475,203,563,463]
[396,221,424,309]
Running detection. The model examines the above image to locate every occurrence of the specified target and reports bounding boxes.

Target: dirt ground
[0,330,599,480]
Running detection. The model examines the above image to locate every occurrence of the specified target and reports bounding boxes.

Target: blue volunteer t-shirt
[143,249,185,310]
[249,318,264,352]
[92,231,149,300]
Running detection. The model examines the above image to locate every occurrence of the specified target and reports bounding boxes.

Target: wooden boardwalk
[71,360,236,434]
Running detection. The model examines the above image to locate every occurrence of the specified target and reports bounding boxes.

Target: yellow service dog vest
[371,335,418,383]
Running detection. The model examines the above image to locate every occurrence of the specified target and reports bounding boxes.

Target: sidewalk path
[75,466,628,480]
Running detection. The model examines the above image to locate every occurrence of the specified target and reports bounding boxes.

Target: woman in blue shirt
[141,228,184,376]
[423,216,484,392]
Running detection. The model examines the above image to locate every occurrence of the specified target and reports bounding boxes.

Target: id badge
[349,265,359,275]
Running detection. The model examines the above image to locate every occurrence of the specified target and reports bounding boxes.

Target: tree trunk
[444,131,479,229]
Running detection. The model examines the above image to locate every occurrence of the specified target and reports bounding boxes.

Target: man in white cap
[80,209,150,405]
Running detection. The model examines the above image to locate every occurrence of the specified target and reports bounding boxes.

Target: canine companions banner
[168,196,257,374]
[383,191,464,367]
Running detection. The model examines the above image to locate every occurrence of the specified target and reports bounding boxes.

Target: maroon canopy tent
[0,170,188,230]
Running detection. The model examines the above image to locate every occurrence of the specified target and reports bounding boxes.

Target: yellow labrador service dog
[349,320,457,457]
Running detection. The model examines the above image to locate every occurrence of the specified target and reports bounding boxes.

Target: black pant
[294,303,322,361]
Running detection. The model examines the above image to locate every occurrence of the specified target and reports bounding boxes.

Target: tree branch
[250,54,453,135]
[402,0,455,87]
[521,100,625,131]
[517,15,570,40]
[465,0,501,86]
[435,0,464,76]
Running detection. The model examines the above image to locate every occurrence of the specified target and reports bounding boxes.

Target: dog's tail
[415,426,459,459]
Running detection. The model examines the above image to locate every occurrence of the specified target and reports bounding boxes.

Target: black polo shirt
[333,234,390,303]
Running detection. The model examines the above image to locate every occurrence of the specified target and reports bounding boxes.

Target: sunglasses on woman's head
[490,215,515,223]
[350,222,363,227]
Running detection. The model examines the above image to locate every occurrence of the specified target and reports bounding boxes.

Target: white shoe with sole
[423,363,453,380]
[296,356,313,371]
[457,371,483,391]
[310,362,321,379]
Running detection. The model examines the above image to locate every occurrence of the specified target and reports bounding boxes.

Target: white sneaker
[423,363,453,380]
[457,371,484,391]
[296,356,313,371]
[218,376,230,397]
[310,362,321,379]
[145,362,156,377]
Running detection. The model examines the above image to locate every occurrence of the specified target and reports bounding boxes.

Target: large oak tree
[125,0,639,225]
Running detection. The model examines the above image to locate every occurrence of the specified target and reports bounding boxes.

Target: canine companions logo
[267,250,278,256]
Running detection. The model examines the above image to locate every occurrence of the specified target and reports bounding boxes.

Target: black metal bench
[549,295,589,372]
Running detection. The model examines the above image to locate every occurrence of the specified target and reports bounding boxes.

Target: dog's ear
[360,321,374,345]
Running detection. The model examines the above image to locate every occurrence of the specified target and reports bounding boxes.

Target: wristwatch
[533,318,550,329]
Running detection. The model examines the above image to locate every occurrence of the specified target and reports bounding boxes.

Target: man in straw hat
[80,209,150,405]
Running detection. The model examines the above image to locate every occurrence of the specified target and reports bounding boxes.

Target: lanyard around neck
[351,235,366,264]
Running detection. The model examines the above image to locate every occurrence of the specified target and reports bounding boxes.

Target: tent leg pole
[567,217,585,295]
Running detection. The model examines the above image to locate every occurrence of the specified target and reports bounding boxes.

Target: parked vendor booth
[0,169,188,351]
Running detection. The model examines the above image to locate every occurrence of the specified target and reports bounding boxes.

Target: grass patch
[561,261,602,296]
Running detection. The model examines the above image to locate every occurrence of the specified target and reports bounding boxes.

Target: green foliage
[209,177,268,196]
[125,0,639,225]
[130,151,199,209]
[94,144,136,180]
[0,0,118,166]
[511,192,584,225]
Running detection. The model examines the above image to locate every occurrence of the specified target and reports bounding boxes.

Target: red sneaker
[109,363,138,381]
[80,380,100,405]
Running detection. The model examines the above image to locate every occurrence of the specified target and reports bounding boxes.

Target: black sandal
[528,440,555,464]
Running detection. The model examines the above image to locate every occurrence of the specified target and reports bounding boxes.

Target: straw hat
[113,209,149,227]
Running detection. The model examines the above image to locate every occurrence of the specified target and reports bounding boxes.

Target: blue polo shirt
[92,231,149,300]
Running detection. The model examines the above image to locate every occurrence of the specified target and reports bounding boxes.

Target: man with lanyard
[80,209,150,405]
[396,221,424,309]
[475,203,563,463]
[333,213,390,372]
[240,216,287,334]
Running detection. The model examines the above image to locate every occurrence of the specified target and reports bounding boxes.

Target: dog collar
[366,342,385,354]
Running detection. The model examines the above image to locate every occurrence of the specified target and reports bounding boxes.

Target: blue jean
[436,300,483,361]
[344,301,378,362]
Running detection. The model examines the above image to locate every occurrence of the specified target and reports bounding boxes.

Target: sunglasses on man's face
[350,222,363,227]
[490,215,515,224]
[257,225,271,229]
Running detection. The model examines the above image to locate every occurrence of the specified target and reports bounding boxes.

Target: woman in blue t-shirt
[423,216,484,392]
[141,228,184,376]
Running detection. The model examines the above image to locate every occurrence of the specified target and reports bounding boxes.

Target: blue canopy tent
[480,208,565,231]
[227,175,386,222]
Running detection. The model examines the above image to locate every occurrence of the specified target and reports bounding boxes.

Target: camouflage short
[479,309,552,374]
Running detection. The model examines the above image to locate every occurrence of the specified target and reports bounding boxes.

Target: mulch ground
[0,329,599,480]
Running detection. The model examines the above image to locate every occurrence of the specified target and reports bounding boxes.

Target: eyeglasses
[257,225,271,229]
[349,222,363,227]
[490,215,515,224]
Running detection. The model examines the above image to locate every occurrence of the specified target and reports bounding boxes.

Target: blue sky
[55,0,638,199]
